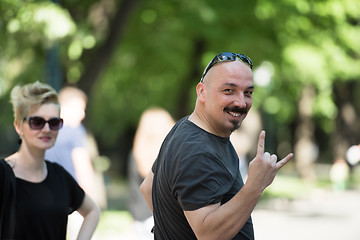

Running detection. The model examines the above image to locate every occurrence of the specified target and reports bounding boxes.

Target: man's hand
[246,130,293,192]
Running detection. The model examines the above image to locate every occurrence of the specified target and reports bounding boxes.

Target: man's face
[201,60,254,137]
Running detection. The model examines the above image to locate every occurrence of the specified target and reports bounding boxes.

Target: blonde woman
[0,81,100,240]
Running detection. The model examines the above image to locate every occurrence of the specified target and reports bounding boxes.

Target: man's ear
[196,82,206,103]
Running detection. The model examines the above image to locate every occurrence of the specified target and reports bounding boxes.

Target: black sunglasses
[23,116,64,131]
[200,52,253,82]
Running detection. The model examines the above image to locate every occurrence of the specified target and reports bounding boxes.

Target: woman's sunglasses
[23,116,64,131]
[200,52,253,82]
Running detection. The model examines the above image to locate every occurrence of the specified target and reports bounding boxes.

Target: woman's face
[16,103,61,152]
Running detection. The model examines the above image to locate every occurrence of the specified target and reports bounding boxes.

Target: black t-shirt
[0,160,85,240]
[152,117,254,240]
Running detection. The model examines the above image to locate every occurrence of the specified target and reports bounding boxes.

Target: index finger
[256,130,266,156]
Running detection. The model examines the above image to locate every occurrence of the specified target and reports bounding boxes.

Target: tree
[1,0,359,178]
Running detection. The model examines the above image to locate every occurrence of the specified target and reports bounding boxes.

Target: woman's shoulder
[2,154,17,168]
[0,158,14,171]
[45,160,70,176]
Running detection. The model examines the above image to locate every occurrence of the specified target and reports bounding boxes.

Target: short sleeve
[66,171,85,214]
[173,154,234,211]
[49,162,85,214]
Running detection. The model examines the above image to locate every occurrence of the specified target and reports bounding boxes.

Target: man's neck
[188,112,231,138]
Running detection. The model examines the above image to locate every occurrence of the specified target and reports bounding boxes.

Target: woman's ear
[14,121,23,137]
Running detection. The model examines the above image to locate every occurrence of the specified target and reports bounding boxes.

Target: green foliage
[0,0,359,161]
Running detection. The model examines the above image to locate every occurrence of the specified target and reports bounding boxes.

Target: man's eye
[223,89,234,94]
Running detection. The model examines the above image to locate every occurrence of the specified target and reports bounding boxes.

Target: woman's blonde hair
[10,81,59,124]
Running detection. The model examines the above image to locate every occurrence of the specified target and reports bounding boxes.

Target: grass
[261,175,314,200]
[93,211,134,239]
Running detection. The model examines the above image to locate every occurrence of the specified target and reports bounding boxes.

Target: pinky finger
[276,153,293,170]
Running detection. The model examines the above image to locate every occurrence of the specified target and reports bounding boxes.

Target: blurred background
[1,0,360,239]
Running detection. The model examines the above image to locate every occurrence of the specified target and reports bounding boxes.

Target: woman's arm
[76,194,101,240]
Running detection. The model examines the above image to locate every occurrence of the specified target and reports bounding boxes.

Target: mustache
[224,106,248,114]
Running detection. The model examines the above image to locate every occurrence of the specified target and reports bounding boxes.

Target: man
[140,52,293,240]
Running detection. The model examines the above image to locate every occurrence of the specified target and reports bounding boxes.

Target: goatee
[230,120,241,132]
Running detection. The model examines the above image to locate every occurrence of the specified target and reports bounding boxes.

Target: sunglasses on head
[23,116,64,131]
[200,52,253,82]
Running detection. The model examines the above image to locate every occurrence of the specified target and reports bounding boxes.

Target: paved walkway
[97,188,360,239]
[253,189,360,240]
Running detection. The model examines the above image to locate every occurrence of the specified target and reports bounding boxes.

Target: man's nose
[233,93,246,107]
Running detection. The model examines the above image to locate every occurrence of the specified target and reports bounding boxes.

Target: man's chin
[230,120,241,132]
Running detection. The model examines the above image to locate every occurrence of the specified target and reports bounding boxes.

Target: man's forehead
[203,60,253,86]
[221,81,255,89]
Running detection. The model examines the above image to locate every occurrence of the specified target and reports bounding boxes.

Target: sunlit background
[1,0,360,239]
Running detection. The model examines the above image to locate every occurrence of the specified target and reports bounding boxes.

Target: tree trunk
[294,85,317,181]
[175,38,205,119]
[332,81,360,162]
[77,0,141,97]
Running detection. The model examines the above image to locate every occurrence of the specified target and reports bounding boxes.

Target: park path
[97,187,360,240]
[253,189,360,240]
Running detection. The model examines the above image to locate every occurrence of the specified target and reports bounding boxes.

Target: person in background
[128,107,175,239]
[46,87,96,196]
[140,52,293,239]
[329,158,350,191]
[45,86,106,239]
[0,81,100,240]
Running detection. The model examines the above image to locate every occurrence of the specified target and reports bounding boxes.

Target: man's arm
[184,131,293,240]
[140,171,154,212]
